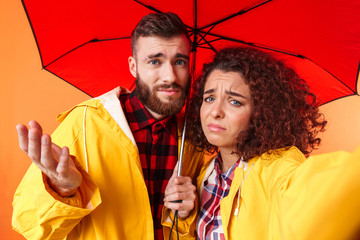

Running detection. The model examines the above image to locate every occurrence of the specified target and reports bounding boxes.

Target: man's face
[128,35,191,119]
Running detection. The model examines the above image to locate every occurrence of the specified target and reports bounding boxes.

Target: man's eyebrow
[145,53,189,60]
[225,90,246,98]
[146,53,164,59]
[176,53,189,60]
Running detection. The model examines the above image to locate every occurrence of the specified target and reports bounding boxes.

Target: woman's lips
[207,123,226,132]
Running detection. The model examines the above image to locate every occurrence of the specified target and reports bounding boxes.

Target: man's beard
[135,77,189,117]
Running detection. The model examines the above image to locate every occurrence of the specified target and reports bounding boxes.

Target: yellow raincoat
[12,87,204,240]
[196,146,360,240]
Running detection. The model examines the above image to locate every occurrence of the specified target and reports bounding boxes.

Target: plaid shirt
[120,91,178,240]
[197,154,240,240]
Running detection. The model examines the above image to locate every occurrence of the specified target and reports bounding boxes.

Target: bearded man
[13,12,204,240]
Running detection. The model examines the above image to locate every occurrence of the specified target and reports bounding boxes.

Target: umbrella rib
[205,32,357,94]
[199,0,272,30]
[133,0,162,13]
[21,0,45,68]
[197,32,217,53]
[196,25,216,44]
[206,32,306,57]
[191,0,199,53]
[197,46,214,50]
[43,37,130,68]
[198,38,222,45]
[45,69,93,97]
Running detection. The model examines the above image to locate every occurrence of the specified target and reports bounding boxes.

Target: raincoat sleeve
[273,146,360,240]
[162,196,198,240]
[12,106,102,240]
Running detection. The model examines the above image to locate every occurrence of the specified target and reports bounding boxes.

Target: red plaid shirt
[120,91,178,240]
[197,154,240,240]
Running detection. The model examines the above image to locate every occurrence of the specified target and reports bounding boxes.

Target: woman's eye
[230,100,242,106]
[204,96,215,102]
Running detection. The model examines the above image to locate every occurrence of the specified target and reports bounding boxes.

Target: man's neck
[144,105,168,120]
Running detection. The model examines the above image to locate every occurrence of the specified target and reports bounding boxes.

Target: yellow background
[1,1,359,239]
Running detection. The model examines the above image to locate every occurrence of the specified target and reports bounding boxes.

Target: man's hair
[186,47,327,161]
[131,12,191,55]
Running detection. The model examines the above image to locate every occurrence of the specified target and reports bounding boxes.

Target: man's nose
[161,63,176,84]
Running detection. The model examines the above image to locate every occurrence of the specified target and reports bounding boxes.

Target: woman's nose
[210,101,225,119]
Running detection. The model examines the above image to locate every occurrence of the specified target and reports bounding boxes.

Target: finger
[51,142,63,159]
[164,200,182,210]
[40,134,57,171]
[164,197,194,212]
[56,147,70,176]
[165,176,194,196]
[28,120,43,132]
[16,124,29,153]
[165,189,196,202]
[27,120,44,159]
[27,126,43,163]
[175,176,192,185]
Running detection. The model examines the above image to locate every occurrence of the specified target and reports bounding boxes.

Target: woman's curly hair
[186,47,327,161]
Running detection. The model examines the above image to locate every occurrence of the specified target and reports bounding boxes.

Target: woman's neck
[218,147,240,173]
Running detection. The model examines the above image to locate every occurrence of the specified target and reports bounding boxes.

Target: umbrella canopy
[22,0,360,104]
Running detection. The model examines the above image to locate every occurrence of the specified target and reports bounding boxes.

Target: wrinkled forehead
[203,69,251,96]
[132,34,191,57]
[205,69,247,86]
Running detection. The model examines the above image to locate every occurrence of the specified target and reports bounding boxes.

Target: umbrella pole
[177,122,186,177]
[177,6,198,177]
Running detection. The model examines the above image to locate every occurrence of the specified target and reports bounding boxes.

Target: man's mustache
[155,84,183,91]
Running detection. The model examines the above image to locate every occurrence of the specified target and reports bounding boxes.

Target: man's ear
[128,56,137,78]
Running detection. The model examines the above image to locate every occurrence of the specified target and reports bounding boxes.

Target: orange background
[1,1,359,239]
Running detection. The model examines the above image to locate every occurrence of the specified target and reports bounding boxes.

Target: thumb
[167,162,179,187]
[172,161,179,177]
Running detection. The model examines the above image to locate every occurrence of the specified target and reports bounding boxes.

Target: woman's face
[200,69,254,152]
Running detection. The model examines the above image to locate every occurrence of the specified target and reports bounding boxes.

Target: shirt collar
[214,153,241,184]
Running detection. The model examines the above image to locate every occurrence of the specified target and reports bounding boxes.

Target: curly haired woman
[183,47,360,240]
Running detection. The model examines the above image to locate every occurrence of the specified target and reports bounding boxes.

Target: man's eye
[149,60,160,65]
[175,59,187,65]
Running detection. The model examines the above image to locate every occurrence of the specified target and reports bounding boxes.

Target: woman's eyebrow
[226,90,246,99]
[203,89,215,95]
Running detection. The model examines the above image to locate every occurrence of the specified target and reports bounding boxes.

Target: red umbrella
[22,0,360,104]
